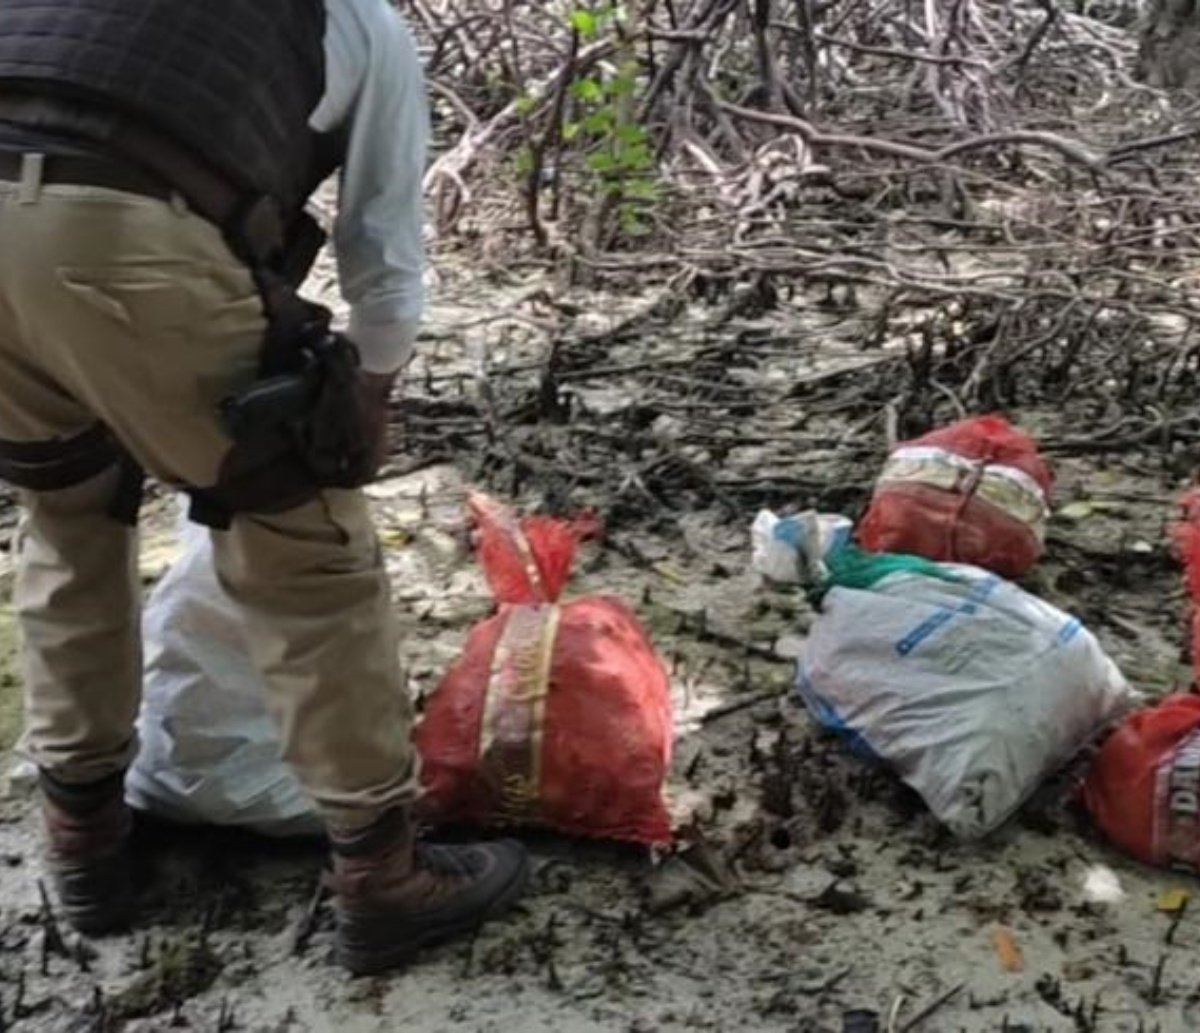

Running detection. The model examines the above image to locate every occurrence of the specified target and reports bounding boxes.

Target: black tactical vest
[0,0,330,216]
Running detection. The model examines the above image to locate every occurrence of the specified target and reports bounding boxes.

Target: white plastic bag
[125,506,321,837]
[751,510,852,584]
[755,512,1138,838]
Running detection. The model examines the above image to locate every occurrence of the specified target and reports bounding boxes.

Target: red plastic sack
[466,491,598,604]
[415,493,673,845]
[1085,492,1200,868]
[858,415,1053,579]
[1172,489,1200,686]
[1083,695,1200,869]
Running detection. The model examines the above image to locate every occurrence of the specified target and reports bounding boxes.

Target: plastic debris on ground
[641,841,738,914]
[753,509,1138,839]
[857,414,1053,579]
[1081,864,1125,904]
[126,503,320,837]
[415,492,674,845]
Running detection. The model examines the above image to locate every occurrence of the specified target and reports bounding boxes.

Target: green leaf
[621,143,653,169]
[514,147,534,176]
[622,177,660,201]
[587,152,619,173]
[569,9,598,37]
[570,77,605,104]
[615,123,647,145]
[563,120,582,142]
[515,94,537,117]
[582,110,615,134]
[609,73,638,97]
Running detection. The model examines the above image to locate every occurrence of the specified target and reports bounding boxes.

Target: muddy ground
[1,242,1199,1033]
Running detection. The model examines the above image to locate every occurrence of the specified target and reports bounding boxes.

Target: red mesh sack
[415,494,673,845]
[1083,695,1200,868]
[466,491,602,604]
[858,415,1053,579]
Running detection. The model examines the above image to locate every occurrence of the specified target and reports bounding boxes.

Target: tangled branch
[388,0,1200,524]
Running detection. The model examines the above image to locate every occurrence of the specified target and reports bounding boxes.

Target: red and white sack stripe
[876,445,1051,542]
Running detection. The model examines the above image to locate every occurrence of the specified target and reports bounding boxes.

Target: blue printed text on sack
[895,575,1001,656]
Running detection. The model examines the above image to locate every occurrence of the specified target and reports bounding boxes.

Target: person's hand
[356,369,398,477]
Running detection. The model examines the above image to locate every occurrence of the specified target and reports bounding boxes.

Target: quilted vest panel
[0,0,328,210]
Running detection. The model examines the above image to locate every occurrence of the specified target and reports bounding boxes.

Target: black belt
[0,99,293,270]
[0,149,173,202]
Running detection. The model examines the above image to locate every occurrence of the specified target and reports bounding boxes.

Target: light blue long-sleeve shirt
[311,0,429,374]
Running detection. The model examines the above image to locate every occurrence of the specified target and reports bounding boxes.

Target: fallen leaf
[1157,888,1191,914]
[1057,499,1127,521]
[378,527,413,550]
[653,562,687,584]
[992,926,1024,973]
[1057,501,1095,522]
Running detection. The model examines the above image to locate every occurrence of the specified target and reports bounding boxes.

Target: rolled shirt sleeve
[310,0,429,373]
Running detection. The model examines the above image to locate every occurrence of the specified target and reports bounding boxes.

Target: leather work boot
[39,771,135,935]
[328,809,530,975]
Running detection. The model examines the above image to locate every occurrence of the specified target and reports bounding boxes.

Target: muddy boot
[39,771,135,935]
[329,809,530,975]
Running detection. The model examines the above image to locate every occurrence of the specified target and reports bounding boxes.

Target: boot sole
[61,897,134,937]
[335,851,532,976]
[51,855,135,936]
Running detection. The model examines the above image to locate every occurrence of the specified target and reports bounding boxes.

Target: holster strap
[0,424,143,526]
[0,424,120,493]
[186,451,322,531]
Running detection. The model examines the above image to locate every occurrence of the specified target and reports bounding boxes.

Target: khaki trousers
[0,174,414,830]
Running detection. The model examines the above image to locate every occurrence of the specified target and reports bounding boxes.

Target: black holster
[219,320,374,489]
[182,285,378,530]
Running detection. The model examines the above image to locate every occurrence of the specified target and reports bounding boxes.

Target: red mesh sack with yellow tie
[858,415,1053,579]
[1082,695,1200,869]
[414,493,674,845]
[1081,492,1200,867]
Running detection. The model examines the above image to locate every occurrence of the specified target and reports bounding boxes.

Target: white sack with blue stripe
[753,511,1139,839]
